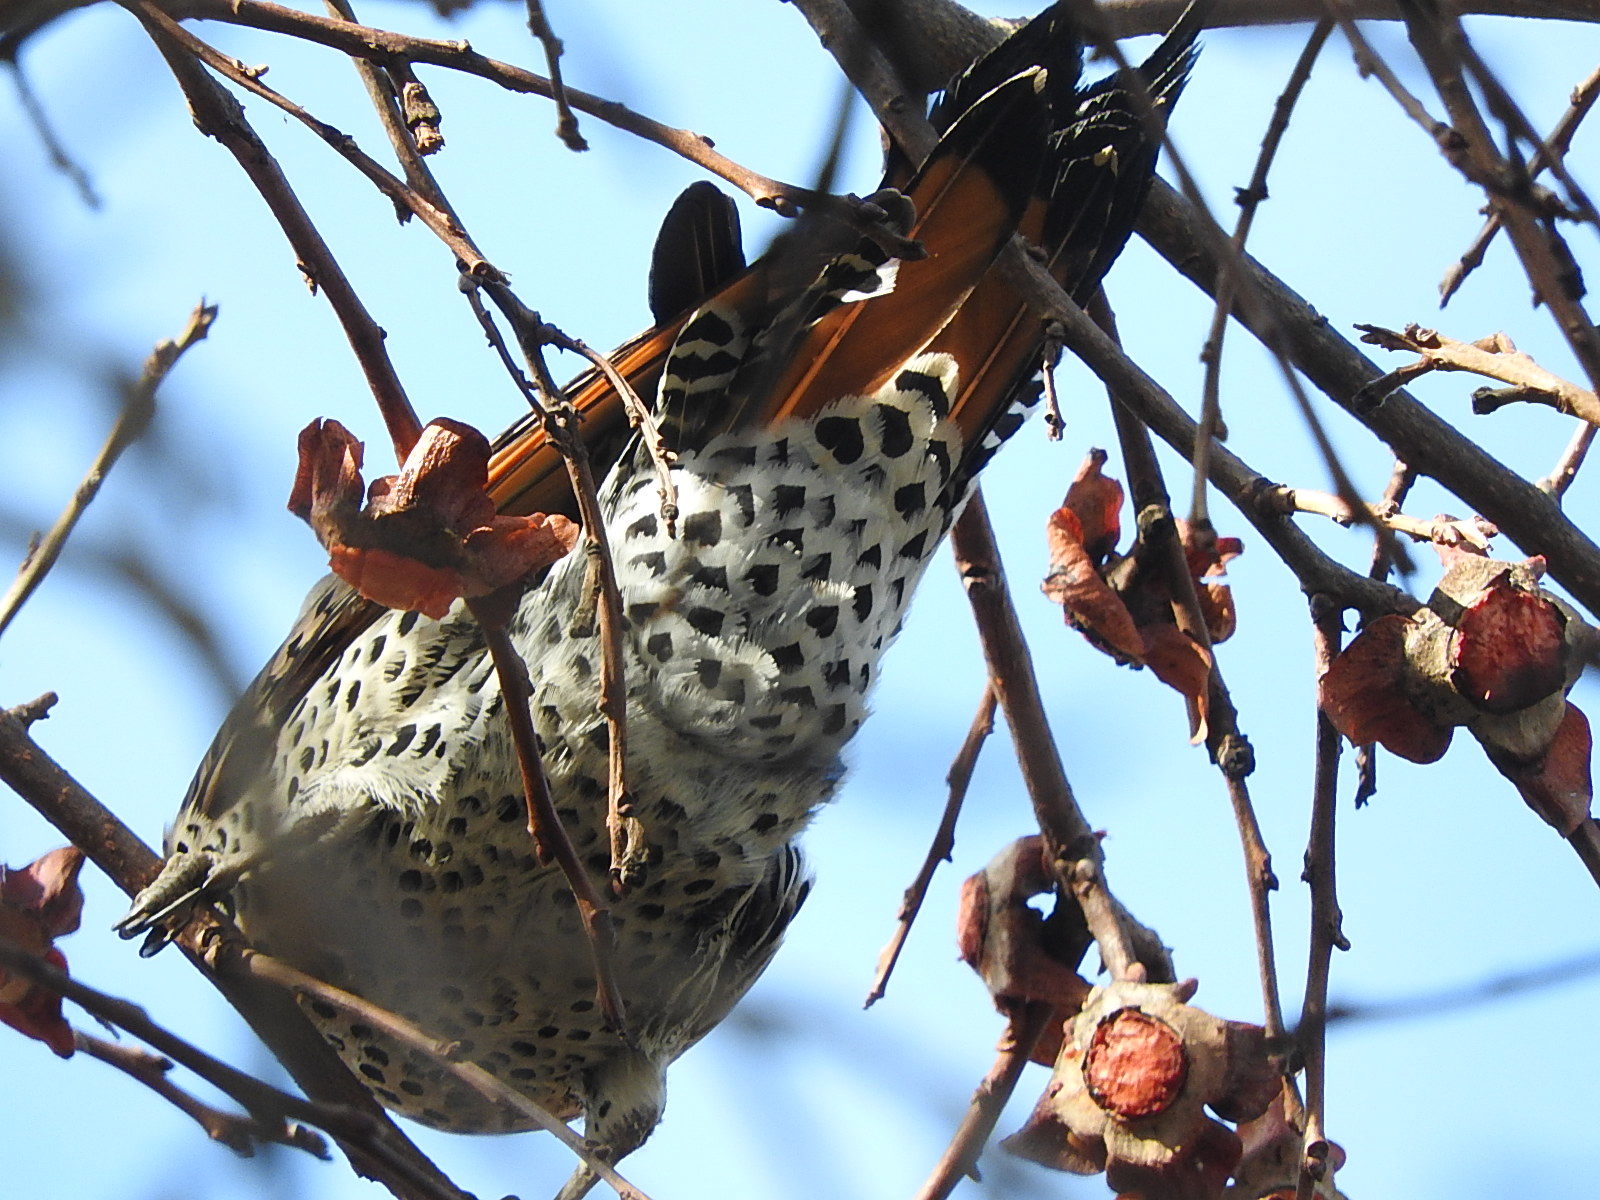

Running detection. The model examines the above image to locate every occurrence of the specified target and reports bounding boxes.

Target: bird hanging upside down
[123,4,1196,1194]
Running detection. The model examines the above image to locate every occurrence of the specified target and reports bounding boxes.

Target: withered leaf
[1448,574,1568,715]
[1063,449,1124,564]
[1044,506,1144,662]
[1318,615,1453,764]
[292,418,579,619]
[0,847,85,1057]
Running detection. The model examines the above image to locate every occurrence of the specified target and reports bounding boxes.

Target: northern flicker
[122,5,1195,1193]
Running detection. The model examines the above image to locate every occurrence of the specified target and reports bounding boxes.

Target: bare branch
[0,302,212,639]
[865,684,996,1008]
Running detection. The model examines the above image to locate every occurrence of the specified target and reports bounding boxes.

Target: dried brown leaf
[1318,615,1453,764]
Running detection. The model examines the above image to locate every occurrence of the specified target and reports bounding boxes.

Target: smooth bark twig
[76,1031,329,1158]
[1298,606,1350,1200]
[912,1001,1055,1200]
[0,302,213,639]
[865,684,997,1008]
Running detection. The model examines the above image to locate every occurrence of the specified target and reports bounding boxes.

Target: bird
[122,5,1196,1194]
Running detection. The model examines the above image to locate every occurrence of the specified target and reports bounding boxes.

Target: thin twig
[1441,62,1600,305]
[231,947,654,1200]
[1383,2,1600,406]
[1541,421,1597,496]
[76,1031,329,1158]
[1325,944,1600,1025]
[0,696,467,1200]
[523,0,586,150]
[1367,459,1418,582]
[1272,485,1498,551]
[138,3,497,281]
[1093,294,1289,1033]
[1066,0,1391,555]
[1193,19,1333,527]
[912,1002,1055,1200]
[865,684,997,1008]
[129,5,424,462]
[6,58,98,207]
[1298,604,1350,1200]
[1357,322,1600,427]
[539,325,680,537]
[495,295,645,894]
[0,302,213,639]
[1040,325,1066,441]
[0,935,370,1157]
[456,286,631,1031]
[173,0,917,253]
[470,594,628,1035]
[951,492,1173,982]
[1138,179,1600,619]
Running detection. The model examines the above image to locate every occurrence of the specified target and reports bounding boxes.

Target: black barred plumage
[122,5,1197,1195]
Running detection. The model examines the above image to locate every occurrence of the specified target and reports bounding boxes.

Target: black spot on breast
[752,812,779,834]
[745,564,780,595]
[397,611,420,636]
[771,642,804,671]
[894,482,927,518]
[683,510,722,546]
[696,658,722,688]
[897,531,928,560]
[816,416,865,463]
[800,553,832,581]
[687,606,725,637]
[857,544,882,569]
[749,714,782,729]
[852,585,874,621]
[344,680,361,711]
[627,601,662,623]
[712,444,758,468]
[496,794,523,823]
[387,724,417,756]
[359,1063,388,1083]
[773,484,806,517]
[366,635,386,664]
[689,564,729,591]
[926,441,953,485]
[876,403,914,457]
[627,513,659,539]
[780,685,816,709]
[683,878,715,896]
[646,632,674,661]
[398,869,424,892]
[725,483,756,526]
[298,746,315,772]
[806,606,839,637]
[630,551,668,576]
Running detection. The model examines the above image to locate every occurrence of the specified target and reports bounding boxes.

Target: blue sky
[3,3,1599,1198]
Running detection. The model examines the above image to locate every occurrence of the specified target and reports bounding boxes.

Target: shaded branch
[0,302,213,640]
